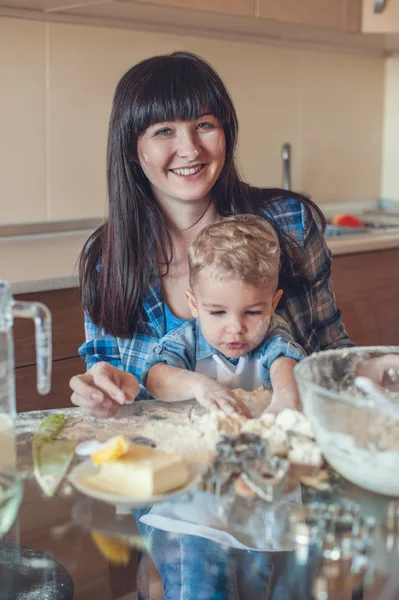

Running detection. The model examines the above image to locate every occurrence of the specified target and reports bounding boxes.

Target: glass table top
[1,402,398,600]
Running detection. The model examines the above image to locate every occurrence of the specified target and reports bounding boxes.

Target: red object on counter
[330,213,365,227]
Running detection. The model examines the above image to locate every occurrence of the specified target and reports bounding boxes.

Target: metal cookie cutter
[240,456,290,502]
[201,433,289,502]
[201,433,267,496]
[290,500,375,577]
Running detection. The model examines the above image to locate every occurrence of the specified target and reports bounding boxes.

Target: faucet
[282,143,291,191]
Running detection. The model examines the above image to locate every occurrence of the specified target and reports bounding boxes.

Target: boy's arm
[267,357,300,414]
[260,316,306,414]
[147,363,250,416]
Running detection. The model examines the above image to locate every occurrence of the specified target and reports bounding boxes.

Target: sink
[321,198,399,238]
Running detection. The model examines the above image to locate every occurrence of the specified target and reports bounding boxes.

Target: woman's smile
[169,164,206,178]
[137,115,226,204]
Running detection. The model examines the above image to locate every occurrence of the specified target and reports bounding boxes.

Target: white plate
[68,459,201,508]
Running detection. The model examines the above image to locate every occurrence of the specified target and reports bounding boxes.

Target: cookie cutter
[201,433,289,502]
[290,500,375,573]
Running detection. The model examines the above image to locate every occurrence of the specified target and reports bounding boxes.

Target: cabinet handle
[374,0,386,13]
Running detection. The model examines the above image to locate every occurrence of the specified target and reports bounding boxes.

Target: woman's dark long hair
[80,51,325,338]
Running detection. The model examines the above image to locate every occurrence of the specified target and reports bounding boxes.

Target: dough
[231,386,272,418]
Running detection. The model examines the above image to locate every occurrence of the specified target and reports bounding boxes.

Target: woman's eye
[197,121,214,130]
[155,127,173,136]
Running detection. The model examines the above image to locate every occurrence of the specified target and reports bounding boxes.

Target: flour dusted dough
[231,386,272,418]
[194,403,322,466]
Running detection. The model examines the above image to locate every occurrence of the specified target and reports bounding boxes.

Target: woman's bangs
[134,64,228,135]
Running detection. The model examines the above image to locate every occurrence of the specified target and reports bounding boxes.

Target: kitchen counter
[2,226,399,294]
[0,229,93,294]
[327,228,399,255]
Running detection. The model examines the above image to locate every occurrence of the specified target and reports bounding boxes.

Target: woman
[69,50,355,600]
[70,50,353,419]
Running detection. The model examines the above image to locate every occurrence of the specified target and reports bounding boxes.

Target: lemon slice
[91,435,129,465]
[91,530,130,565]
[33,414,76,497]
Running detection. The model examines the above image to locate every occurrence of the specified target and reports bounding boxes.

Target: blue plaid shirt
[142,315,306,387]
[79,197,354,399]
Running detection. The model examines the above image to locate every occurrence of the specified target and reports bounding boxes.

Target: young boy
[144,215,306,416]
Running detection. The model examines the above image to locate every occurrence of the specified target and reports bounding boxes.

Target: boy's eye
[246,310,262,316]
[210,310,225,316]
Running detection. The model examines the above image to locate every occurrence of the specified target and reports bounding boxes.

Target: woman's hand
[195,378,251,417]
[356,354,399,387]
[70,362,140,418]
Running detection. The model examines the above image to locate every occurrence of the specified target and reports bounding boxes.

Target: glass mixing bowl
[294,346,399,497]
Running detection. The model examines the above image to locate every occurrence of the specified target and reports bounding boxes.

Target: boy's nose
[226,320,245,335]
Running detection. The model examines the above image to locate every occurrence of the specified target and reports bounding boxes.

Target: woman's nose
[177,131,200,162]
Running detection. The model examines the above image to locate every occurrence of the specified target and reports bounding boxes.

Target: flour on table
[16,401,320,472]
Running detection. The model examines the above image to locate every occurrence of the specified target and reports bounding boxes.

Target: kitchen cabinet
[14,288,85,412]
[129,0,255,16]
[258,0,361,32]
[332,247,399,346]
[362,0,399,33]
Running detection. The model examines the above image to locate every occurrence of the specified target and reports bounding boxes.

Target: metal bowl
[295,347,399,497]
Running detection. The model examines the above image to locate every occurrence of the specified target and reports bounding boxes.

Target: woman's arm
[302,206,355,350]
[70,313,139,418]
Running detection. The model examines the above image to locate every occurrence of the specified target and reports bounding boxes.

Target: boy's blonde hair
[188,215,281,289]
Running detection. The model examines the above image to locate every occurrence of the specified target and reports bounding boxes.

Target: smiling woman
[68,49,355,600]
[71,49,353,412]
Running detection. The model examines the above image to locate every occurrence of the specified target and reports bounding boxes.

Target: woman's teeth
[171,165,203,176]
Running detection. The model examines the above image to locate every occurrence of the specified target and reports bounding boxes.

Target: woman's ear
[271,289,284,312]
[185,289,199,318]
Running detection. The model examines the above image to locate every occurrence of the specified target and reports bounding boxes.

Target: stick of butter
[85,444,190,498]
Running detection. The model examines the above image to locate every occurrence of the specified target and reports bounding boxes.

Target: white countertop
[1,227,399,295]
[327,229,399,255]
[0,229,93,294]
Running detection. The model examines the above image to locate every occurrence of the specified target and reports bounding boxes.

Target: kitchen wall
[0,16,385,224]
[382,57,399,201]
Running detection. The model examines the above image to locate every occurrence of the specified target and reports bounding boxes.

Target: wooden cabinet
[332,247,399,346]
[362,0,399,32]
[124,0,254,16]
[258,0,362,32]
[14,288,85,413]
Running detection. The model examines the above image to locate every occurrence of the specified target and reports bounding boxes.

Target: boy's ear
[185,289,199,318]
[271,289,284,312]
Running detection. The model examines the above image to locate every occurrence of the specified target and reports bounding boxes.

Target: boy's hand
[195,379,251,417]
[264,387,301,415]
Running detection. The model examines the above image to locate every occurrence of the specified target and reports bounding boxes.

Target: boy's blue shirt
[142,314,307,387]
